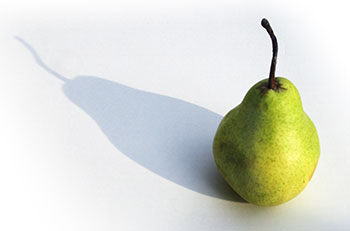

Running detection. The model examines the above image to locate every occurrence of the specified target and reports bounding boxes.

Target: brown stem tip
[261,18,278,90]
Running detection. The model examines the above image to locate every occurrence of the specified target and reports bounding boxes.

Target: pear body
[213,77,320,206]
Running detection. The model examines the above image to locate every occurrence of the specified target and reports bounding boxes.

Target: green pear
[213,18,320,206]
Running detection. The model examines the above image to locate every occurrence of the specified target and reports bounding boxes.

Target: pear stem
[261,18,278,90]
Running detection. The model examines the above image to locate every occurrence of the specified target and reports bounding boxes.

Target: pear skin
[213,77,320,206]
[212,19,320,206]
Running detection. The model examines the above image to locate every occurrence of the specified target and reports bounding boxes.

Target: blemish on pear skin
[257,80,287,95]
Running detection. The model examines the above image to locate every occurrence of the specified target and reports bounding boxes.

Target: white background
[1,0,349,230]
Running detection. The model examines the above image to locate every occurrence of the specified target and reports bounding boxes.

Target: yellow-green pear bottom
[213,77,320,206]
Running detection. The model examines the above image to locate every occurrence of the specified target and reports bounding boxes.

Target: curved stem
[261,18,278,89]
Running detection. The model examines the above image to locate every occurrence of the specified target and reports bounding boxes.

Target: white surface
[1,0,350,230]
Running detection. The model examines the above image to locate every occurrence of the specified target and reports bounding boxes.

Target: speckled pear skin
[213,77,320,206]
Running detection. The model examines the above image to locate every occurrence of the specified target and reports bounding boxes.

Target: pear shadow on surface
[16,37,246,202]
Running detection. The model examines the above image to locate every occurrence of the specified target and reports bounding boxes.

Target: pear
[213,18,320,206]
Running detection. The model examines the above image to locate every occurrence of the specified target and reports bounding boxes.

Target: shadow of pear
[16,37,246,202]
